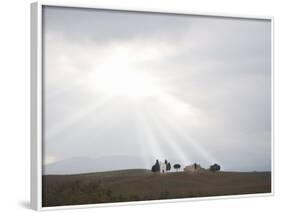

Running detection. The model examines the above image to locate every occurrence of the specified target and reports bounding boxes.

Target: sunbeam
[130,104,154,169]
[141,103,192,165]
[133,103,167,164]
[45,95,113,140]
[146,94,219,166]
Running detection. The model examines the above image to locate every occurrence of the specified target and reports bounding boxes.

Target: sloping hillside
[42,169,271,207]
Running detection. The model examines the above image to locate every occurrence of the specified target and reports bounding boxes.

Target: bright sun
[91,68,162,100]
[86,43,168,100]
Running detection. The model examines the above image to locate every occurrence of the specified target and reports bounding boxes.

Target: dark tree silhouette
[173,164,181,171]
[164,160,171,172]
[155,160,160,171]
[209,163,221,172]
[166,162,171,171]
[151,160,160,172]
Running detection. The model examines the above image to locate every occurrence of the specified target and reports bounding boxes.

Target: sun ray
[172,126,219,165]
[133,103,167,166]
[132,109,154,169]
[147,94,219,166]
[45,95,113,140]
[143,106,192,166]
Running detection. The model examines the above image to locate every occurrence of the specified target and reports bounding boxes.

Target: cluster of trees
[151,160,172,172]
[151,160,221,173]
[151,160,180,172]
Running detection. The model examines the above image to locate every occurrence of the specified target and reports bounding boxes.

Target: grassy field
[42,169,271,207]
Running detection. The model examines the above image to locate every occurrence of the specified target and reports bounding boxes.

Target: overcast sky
[42,6,271,173]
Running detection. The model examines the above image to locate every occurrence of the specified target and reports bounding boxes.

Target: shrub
[173,164,181,171]
[209,163,221,171]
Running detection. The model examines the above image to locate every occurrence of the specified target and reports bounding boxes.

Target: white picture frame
[31,1,274,211]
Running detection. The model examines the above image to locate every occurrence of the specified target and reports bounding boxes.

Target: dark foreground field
[42,169,271,207]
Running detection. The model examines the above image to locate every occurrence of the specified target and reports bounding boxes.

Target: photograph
[41,5,272,207]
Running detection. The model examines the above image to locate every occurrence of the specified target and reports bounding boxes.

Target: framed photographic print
[31,1,274,211]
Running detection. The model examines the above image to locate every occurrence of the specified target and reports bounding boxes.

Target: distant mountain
[43,155,152,175]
